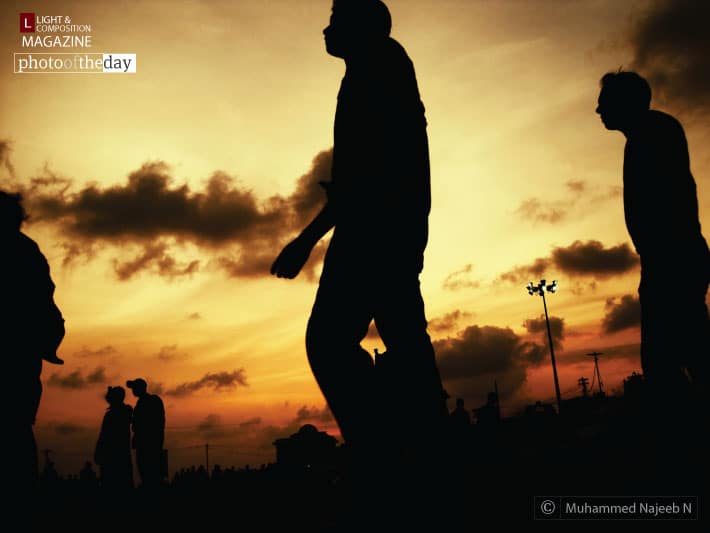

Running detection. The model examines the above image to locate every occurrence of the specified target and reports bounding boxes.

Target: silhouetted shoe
[43,354,64,365]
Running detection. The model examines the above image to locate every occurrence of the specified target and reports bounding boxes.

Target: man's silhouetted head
[323,0,391,59]
[126,378,148,398]
[0,190,27,234]
[596,71,651,133]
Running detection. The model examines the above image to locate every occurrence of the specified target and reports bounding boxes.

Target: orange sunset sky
[1,0,709,473]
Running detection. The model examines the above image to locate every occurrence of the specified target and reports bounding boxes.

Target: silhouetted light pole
[578,376,590,397]
[527,279,562,414]
[587,351,605,396]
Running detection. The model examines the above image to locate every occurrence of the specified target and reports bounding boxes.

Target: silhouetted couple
[1,191,65,496]
[94,378,165,492]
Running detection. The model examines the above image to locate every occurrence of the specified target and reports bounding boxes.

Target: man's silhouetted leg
[306,270,377,450]
[374,273,448,526]
[638,271,709,493]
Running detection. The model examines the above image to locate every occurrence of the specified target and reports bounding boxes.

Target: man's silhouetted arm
[271,202,335,279]
[300,202,335,247]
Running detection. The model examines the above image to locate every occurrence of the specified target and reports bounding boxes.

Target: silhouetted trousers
[638,256,709,488]
[639,256,709,394]
[136,446,163,488]
[8,355,42,494]
[306,232,445,452]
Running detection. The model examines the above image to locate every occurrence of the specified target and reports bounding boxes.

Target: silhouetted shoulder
[5,232,54,292]
[370,38,426,125]
[380,38,413,69]
[14,232,45,258]
[643,110,687,141]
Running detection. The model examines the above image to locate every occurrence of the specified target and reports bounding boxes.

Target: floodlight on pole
[526,279,562,414]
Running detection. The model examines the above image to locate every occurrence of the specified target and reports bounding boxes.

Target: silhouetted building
[273,424,338,470]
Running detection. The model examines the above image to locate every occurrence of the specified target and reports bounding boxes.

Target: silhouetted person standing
[596,71,710,399]
[95,386,134,491]
[450,398,471,431]
[126,378,165,488]
[271,1,446,460]
[597,72,710,494]
[1,191,65,495]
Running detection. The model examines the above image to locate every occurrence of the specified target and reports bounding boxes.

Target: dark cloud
[48,366,107,389]
[553,240,638,276]
[499,257,550,284]
[569,280,599,296]
[217,240,328,282]
[165,369,248,397]
[629,0,710,115]
[523,314,565,351]
[197,414,227,439]
[566,180,586,193]
[515,198,566,224]
[515,181,621,225]
[428,309,474,335]
[365,309,475,343]
[434,324,549,405]
[23,149,332,280]
[87,367,107,383]
[294,405,334,424]
[442,264,480,291]
[113,242,199,281]
[0,139,15,178]
[74,345,117,358]
[147,380,165,396]
[155,345,187,362]
[239,417,262,428]
[500,240,639,283]
[601,294,641,334]
[186,312,202,320]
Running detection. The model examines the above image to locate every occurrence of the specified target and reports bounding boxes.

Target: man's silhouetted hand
[271,236,313,279]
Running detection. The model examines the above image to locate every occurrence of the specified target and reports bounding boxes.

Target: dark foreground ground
[24,397,707,529]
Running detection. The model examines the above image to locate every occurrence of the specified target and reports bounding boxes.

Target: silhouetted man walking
[271,0,446,460]
[596,71,709,397]
[127,378,165,488]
